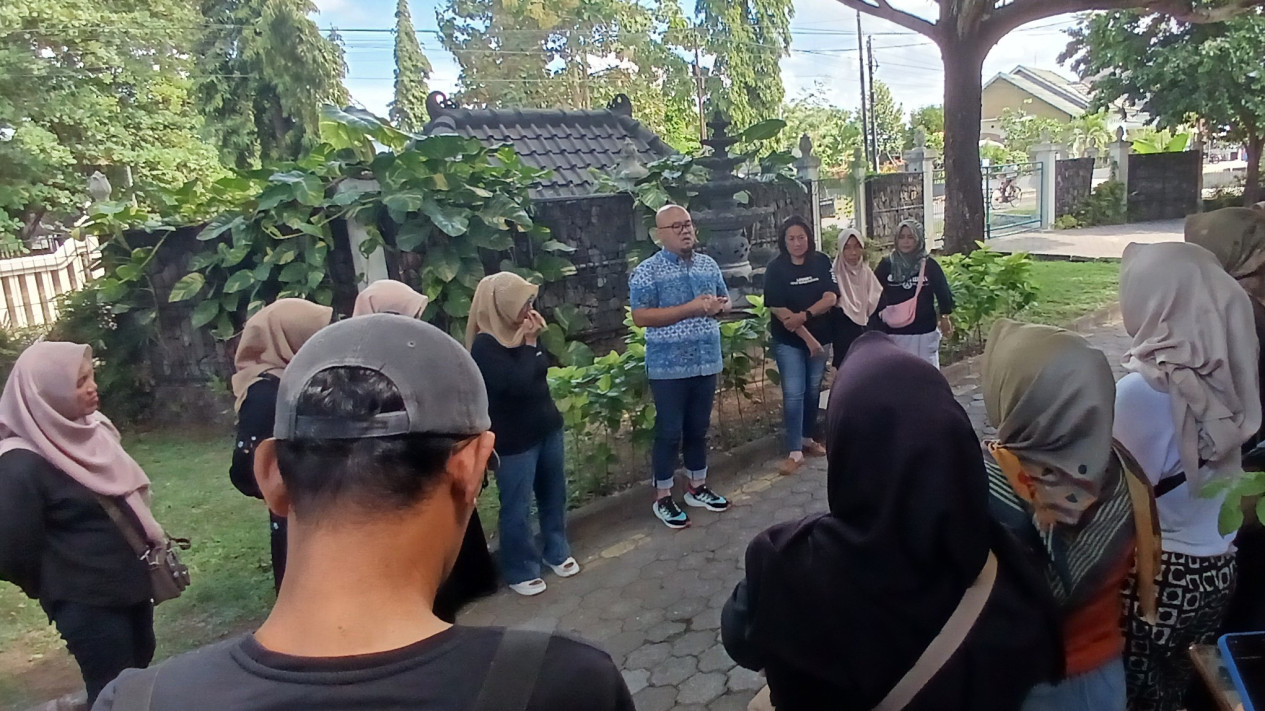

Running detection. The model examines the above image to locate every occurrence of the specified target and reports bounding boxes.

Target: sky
[311,0,1082,120]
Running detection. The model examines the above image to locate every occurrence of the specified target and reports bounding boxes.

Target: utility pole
[867,36,878,170]
[692,29,707,141]
[856,11,871,172]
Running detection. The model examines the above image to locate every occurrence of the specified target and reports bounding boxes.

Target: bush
[47,285,154,423]
[0,325,46,386]
[1073,180,1127,227]
[940,245,1039,352]
[1053,214,1082,230]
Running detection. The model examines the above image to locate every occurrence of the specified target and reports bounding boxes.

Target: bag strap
[1154,473,1187,497]
[95,495,150,558]
[911,259,927,300]
[109,668,159,711]
[471,629,553,711]
[872,552,998,711]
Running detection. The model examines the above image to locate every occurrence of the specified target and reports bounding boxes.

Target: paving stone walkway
[460,319,1135,710]
[986,220,1183,260]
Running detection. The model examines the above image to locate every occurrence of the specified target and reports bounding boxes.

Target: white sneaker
[508,578,547,596]
[547,557,581,578]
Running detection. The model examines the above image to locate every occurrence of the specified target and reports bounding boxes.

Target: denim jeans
[773,342,827,454]
[649,374,717,488]
[1021,657,1126,711]
[495,428,571,585]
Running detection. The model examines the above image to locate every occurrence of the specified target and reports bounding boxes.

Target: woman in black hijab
[721,333,1062,711]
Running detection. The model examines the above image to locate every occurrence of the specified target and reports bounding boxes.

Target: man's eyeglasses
[658,221,694,234]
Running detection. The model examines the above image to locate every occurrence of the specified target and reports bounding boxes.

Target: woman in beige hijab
[0,342,167,705]
[831,228,880,369]
[229,298,331,590]
[352,279,430,318]
[1113,242,1260,711]
[467,272,579,597]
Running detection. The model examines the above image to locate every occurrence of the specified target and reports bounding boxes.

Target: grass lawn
[1023,259,1120,326]
[0,258,1120,707]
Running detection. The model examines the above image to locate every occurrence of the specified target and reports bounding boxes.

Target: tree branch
[984,0,1265,47]
[832,0,939,39]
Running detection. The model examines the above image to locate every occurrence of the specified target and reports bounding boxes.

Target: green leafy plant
[1205,471,1265,535]
[1130,129,1192,155]
[1053,214,1083,230]
[1073,180,1127,228]
[939,244,1040,352]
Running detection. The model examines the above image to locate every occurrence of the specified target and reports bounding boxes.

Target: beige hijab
[983,319,1117,526]
[0,342,166,544]
[231,299,332,410]
[1184,207,1265,305]
[1120,242,1262,486]
[352,279,430,318]
[466,272,539,349]
[833,229,882,327]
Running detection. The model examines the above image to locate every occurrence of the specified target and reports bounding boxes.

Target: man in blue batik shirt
[629,204,732,529]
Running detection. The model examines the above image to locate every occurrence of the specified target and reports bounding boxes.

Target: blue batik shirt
[629,249,728,380]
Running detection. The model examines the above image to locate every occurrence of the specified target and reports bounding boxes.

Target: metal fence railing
[984,162,1043,240]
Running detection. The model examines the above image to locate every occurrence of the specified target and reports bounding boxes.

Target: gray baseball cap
[274,313,491,440]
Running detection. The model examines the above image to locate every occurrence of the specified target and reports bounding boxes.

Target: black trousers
[270,512,287,591]
[50,600,155,705]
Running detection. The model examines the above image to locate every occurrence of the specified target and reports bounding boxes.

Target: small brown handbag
[96,496,191,604]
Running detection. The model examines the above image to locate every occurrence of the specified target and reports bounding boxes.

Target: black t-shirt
[0,449,150,607]
[230,376,279,500]
[469,334,563,455]
[95,627,635,711]
[872,257,955,336]
[763,252,840,350]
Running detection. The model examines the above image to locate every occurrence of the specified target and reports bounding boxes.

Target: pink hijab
[833,228,882,326]
[0,342,165,544]
[352,279,430,318]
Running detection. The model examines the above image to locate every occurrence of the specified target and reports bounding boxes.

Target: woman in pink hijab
[0,342,167,707]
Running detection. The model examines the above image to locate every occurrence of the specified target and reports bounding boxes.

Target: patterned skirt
[1122,550,1237,711]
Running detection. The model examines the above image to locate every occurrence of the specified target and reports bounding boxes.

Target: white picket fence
[0,237,100,329]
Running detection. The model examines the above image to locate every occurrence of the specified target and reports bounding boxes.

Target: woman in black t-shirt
[467,272,578,598]
[764,216,839,477]
[873,219,955,369]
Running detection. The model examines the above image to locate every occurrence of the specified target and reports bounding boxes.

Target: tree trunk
[939,38,987,254]
[1244,133,1263,206]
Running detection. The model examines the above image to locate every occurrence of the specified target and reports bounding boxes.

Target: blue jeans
[649,374,717,489]
[773,342,827,454]
[1021,657,1126,711]
[495,428,571,585]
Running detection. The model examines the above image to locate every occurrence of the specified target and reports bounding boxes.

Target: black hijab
[740,333,1061,710]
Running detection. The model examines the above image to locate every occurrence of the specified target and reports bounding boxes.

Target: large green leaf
[480,194,533,229]
[421,199,471,236]
[270,171,326,207]
[382,191,427,224]
[191,299,221,329]
[428,246,462,283]
[414,134,475,161]
[442,286,473,317]
[534,253,577,281]
[168,273,206,302]
[198,214,240,242]
[541,239,576,254]
[279,262,308,283]
[223,269,256,294]
[395,221,430,252]
[738,118,788,143]
[468,225,513,250]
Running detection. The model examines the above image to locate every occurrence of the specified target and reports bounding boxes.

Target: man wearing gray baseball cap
[93,314,633,711]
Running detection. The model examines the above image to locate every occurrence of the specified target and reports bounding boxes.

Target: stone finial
[614,139,649,180]
[87,171,112,203]
[608,94,633,117]
[914,128,927,149]
[1039,128,1053,144]
[1116,125,1127,142]
[425,91,458,119]
[798,133,814,158]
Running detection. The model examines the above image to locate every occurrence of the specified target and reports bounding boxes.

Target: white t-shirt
[1114,372,1236,557]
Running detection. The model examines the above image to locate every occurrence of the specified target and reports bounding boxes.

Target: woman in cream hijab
[1113,242,1260,711]
[352,278,430,318]
[467,272,579,597]
[229,298,331,590]
[0,342,169,705]
[831,228,880,369]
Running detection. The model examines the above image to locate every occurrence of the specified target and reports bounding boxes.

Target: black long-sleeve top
[230,376,279,499]
[469,333,563,456]
[0,449,150,608]
[872,257,955,336]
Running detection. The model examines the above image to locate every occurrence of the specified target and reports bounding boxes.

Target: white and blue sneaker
[684,485,730,512]
[653,496,691,529]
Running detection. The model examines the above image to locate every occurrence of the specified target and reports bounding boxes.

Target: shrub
[940,245,1039,352]
[1073,180,1126,227]
[0,325,46,386]
[1053,214,1082,230]
[47,285,153,423]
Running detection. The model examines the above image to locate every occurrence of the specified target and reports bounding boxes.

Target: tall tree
[194,0,348,168]
[1064,10,1265,202]
[832,0,1265,254]
[0,0,223,248]
[438,0,698,149]
[868,80,905,166]
[391,0,432,132]
[780,87,862,174]
[695,0,794,130]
